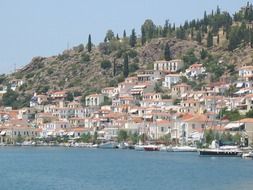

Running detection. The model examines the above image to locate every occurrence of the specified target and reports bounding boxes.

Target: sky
[0,0,250,74]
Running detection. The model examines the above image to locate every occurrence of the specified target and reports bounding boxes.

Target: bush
[80,53,90,63]
[129,63,139,73]
[100,60,112,70]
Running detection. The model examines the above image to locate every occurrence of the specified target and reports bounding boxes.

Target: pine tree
[191,28,194,39]
[203,11,208,25]
[116,34,119,40]
[217,34,220,45]
[196,31,202,44]
[141,27,146,45]
[163,19,169,37]
[123,54,129,78]
[123,30,126,38]
[129,29,137,47]
[113,58,116,76]
[207,32,213,47]
[164,43,172,61]
[87,34,92,52]
[250,30,253,48]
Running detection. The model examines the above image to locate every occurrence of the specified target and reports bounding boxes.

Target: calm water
[0,147,253,190]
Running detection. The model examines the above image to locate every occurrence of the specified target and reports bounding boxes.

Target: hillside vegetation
[1,3,253,106]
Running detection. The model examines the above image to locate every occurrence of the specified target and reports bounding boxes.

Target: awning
[236,82,244,88]
[143,115,153,119]
[129,109,138,113]
[68,132,74,136]
[224,122,244,129]
[0,131,6,136]
[47,131,53,136]
[235,89,249,94]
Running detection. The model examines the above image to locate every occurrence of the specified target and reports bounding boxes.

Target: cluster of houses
[1,59,253,146]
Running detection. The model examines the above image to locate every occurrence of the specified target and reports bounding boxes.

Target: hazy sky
[0,0,250,74]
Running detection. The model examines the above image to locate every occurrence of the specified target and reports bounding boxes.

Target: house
[154,59,183,72]
[238,65,253,81]
[149,120,171,140]
[143,93,161,101]
[101,87,116,98]
[85,94,105,107]
[185,63,206,78]
[179,99,202,113]
[163,74,181,89]
[174,114,211,144]
[171,83,191,99]
[137,70,164,82]
[40,120,70,137]
[50,91,67,100]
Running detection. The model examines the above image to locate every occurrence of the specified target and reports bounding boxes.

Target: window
[192,124,195,129]
[201,124,205,129]
[161,127,164,132]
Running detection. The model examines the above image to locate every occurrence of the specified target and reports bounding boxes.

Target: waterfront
[0,148,253,190]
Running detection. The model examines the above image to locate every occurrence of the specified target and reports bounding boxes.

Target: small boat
[117,142,128,149]
[134,144,145,151]
[99,142,117,149]
[242,151,253,158]
[172,146,197,152]
[143,144,160,151]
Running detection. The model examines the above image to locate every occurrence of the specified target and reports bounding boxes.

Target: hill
[1,2,253,107]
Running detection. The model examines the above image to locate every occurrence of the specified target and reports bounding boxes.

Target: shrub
[100,60,112,70]
[129,63,139,73]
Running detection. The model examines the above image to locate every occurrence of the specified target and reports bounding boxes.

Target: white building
[154,59,183,72]
[85,94,105,107]
[163,74,181,89]
[185,63,206,78]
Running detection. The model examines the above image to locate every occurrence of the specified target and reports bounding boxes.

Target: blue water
[0,147,253,190]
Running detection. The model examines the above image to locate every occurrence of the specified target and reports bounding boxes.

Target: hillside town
[0,59,253,148]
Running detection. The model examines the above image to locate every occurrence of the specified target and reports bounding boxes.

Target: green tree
[87,34,92,52]
[100,60,112,70]
[113,58,116,76]
[207,32,213,47]
[217,34,220,45]
[123,54,129,77]
[65,92,74,101]
[164,43,172,61]
[2,88,18,107]
[200,48,208,59]
[105,30,114,41]
[123,30,126,38]
[141,19,156,41]
[196,31,202,44]
[117,130,128,142]
[141,27,146,45]
[163,19,169,37]
[129,29,137,47]
[246,109,253,118]
[204,129,215,145]
[81,133,92,143]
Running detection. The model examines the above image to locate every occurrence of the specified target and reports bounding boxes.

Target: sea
[0,147,253,190]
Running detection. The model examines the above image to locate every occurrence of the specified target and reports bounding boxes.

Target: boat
[143,144,160,151]
[117,142,128,149]
[99,141,117,149]
[198,140,243,157]
[134,144,145,151]
[172,146,197,152]
[242,151,253,158]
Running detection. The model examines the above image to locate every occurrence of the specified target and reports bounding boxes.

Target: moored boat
[242,151,253,158]
[143,144,160,151]
[99,142,117,149]
[198,140,243,157]
[172,146,197,152]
